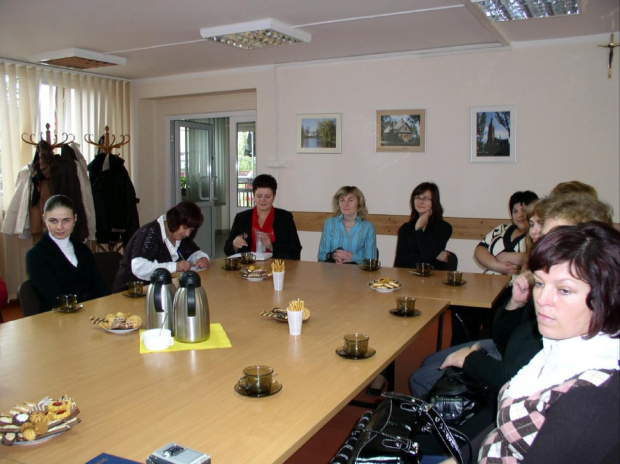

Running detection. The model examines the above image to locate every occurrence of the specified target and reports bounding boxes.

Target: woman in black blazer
[224,174,302,260]
[26,195,109,313]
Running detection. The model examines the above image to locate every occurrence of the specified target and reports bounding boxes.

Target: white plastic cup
[142,328,174,351]
[287,309,303,336]
[273,271,285,291]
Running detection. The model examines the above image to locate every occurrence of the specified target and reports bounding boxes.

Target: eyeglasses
[414,196,432,202]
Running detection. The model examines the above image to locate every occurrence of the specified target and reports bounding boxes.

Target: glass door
[172,120,215,257]
[229,118,256,222]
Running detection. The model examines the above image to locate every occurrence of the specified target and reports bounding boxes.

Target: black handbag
[427,367,489,426]
[331,392,471,464]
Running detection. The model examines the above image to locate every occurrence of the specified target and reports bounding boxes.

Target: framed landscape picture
[471,105,516,163]
[376,109,426,152]
[296,113,341,153]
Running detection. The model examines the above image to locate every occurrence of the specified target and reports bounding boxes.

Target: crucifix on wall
[598,33,620,79]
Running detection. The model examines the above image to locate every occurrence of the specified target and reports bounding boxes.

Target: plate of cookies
[90,312,143,334]
[240,265,272,281]
[0,395,81,446]
[368,278,402,292]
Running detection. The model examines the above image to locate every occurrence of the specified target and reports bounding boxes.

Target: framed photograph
[376,109,426,152]
[471,105,516,163]
[296,113,341,153]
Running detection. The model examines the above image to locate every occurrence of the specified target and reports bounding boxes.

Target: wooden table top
[0,259,507,463]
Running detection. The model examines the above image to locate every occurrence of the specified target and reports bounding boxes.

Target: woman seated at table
[224,174,302,260]
[474,190,539,275]
[394,182,453,270]
[113,200,210,292]
[26,195,110,312]
[452,190,538,345]
[473,222,619,464]
[318,186,376,265]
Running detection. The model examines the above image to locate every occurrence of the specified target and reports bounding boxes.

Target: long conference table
[0,259,509,463]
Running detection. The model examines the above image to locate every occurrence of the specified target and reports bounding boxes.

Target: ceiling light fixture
[29,48,127,69]
[200,18,311,50]
[471,0,580,21]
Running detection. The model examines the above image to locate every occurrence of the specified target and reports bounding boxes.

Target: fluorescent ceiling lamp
[200,18,311,50]
[30,48,127,69]
[471,0,580,21]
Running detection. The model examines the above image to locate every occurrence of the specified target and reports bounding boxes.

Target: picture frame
[471,105,516,163]
[376,109,426,152]
[296,113,341,153]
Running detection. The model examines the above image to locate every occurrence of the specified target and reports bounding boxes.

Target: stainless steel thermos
[173,270,210,343]
[145,268,176,332]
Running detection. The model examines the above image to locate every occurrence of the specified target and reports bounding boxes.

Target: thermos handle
[187,286,196,317]
[153,282,164,313]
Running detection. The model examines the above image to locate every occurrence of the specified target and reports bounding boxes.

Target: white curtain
[0,61,130,204]
[0,60,130,296]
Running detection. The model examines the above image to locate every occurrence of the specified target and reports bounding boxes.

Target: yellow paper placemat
[139,323,232,354]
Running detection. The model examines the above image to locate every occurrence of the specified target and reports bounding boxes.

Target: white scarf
[507,333,620,399]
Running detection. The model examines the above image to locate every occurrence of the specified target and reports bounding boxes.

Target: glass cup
[363,258,381,270]
[396,296,416,315]
[343,333,370,357]
[225,256,240,269]
[239,365,275,395]
[416,263,434,276]
[127,281,144,296]
[57,294,77,311]
[241,252,255,263]
[254,229,266,254]
[447,271,463,284]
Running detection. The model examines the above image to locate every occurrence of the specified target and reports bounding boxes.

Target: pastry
[29,411,47,424]
[21,427,37,441]
[33,420,48,436]
[12,413,29,426]
[1,432,16,446]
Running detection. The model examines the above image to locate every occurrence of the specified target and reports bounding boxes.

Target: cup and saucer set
[335,333,376,360]
[234,365,282,398]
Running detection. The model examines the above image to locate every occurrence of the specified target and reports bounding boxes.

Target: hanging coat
[88,151,140,245]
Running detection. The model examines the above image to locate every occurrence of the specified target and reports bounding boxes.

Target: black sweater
[113,220,200,292]
[393,220,452,270]
[463,300,542,393]
[26,233,110,312]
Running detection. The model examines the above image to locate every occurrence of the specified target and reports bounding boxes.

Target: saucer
[359,265,381,271]
[234,379,282,398]
[122,291,146,298]
[52,304,84,313]
[442,280,467,287]
[409,270,434,277]
[335,347,376,360]
[221,264,241,271]
[240,258,257,265]
[389,309,421,318]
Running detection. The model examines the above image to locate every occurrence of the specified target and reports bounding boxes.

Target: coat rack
[84,125,130,155]
[21,123,75,149]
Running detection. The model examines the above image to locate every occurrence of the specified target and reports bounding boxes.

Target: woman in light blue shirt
[318,186,377,264]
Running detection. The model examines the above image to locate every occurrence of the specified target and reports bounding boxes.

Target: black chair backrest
[92,251,123,292]
[445,251,459,271]
[18,280,42,317]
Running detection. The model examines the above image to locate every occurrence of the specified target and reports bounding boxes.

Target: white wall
[132,36,619,272]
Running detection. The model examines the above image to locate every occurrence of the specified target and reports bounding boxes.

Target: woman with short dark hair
[394,182,453,270]
[224,174,302,260]
[113,200,210,291]
[474,222,620,463]
[26,194,110,312]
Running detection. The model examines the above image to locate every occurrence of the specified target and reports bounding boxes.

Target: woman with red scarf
[224,174,302,260]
